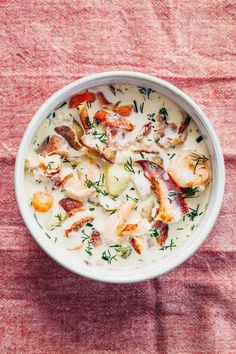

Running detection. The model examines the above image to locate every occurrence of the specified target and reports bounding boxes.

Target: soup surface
[25,84,211,269]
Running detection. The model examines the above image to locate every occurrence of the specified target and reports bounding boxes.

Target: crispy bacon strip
[59,197,84,216]
[130,236,143,254]
[36,135,69,157]
[153,220,169,246]
[136,122,152,141]
[55,125,81,151]
[136,160,189,223]
[97,92,133,117]
[94,110,134,131]
[90,231,102,247]
[69,92,96,108]
[64,216,94,238]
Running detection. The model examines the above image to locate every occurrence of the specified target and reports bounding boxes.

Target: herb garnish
[159,239,176,251]
[109,85,116,96]
[150,229,160,238]
[168,191,181,204]
[102,249,117,264]
[196,136,203,143]
[182,187,200,199]
[105,208,117,215]
[124,157,135,173]
[133,100,144,113]
[138,87,155,99]
[85,174,108,196]
[55,102,66,110]
[92,130,108,143]
[45,232,51,239]
[159,107,168,116]
[34,212,43,229]
[186,204,200,221]
[191,153,209,173]
[114,245,132,259]
[125,194,139,203]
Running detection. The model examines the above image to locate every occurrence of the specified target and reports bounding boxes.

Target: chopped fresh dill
[45,232,51,239]
[34,212,42,229]
[105,208,117,215]
[140,102,144,113]
[71,164,77,170]
[196,136,203,143]
[182,187,200,199]
[114,245,132,259]
[89,207,95,211]
[138,86,155,99]
[92,130,108,143]
[169,153,176,160]
[125,194,139,203]
[55,102,66,110]
[86,223,93,227]
[191,153,209,173]
[186,204,200,221]
[159,239,176,251]
[85,241,93,256]
[85,174,108,196]
[177,227,184,230]
[54,237,57,243]
[168,191,181,204]
[102,249,117,264]
[159,107,168,116]
[148,112,156,120]
[133,100,138,113]
[150,229,160,238]
[191,224,195,231]
[124,157,135,173]
[109,85,116,96]
[87,101,92,109]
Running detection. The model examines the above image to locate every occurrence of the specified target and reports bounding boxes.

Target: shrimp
[63,157,101,201]
[97,92,133,117]
[156,111,190,149]
[136,160,189,223]
[168,150,210,190]
[102,200,136,244]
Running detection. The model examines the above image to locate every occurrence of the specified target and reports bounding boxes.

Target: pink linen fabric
[0,1,236,353]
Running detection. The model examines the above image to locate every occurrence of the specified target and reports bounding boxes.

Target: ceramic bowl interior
[15,71,225,283]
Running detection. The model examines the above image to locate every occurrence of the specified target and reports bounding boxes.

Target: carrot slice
[32,191,54,212]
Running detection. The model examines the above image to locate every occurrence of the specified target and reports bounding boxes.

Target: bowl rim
[15,71,225,283]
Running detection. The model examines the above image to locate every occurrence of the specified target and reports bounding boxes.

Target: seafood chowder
[25,84,211,270]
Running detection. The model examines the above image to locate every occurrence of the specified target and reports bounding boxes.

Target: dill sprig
[159,107,168,116]
[85,174,108,196]
[124,157,135,173]
[168,191,181,204]
[186,204,200,221]
[191,153,209,173]
[109,85,116,96]
[34,212,43,229]
[114,245,132,259]
[138,87,155,99]
[182,187,200,199]
[125,194,139,203]
[92,130,108,144]
[105,208,117,216]
[102,249,117,264]
[150,229,160,238]
[159,239,176,251]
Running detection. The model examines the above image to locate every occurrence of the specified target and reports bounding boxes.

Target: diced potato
[132,174,151,199]
[106,164,130,196]
[72,120,84,139]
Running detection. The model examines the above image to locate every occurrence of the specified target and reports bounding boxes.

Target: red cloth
[1,1,235,353]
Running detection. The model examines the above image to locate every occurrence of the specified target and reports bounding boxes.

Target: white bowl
[15,71,225,283]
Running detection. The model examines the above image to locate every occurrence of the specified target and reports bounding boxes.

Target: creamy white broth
[25,84,211,270]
